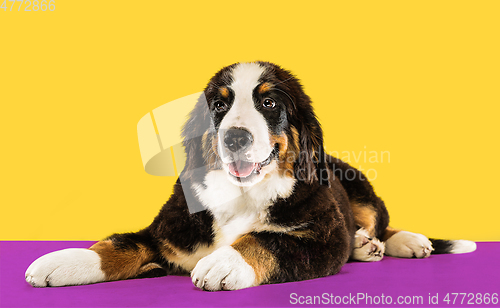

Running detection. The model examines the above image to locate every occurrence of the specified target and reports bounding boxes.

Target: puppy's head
[182,62,328,187]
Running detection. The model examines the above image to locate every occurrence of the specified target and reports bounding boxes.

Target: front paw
[191,246,256,291]
[385,231,434,258]
[25,248,105,287]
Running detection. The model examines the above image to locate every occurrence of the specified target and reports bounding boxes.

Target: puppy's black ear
[180,93,212,183]
[294,109,330,186]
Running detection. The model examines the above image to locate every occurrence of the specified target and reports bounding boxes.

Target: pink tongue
[228,161,257,178]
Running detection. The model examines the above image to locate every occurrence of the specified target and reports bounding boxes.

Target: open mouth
[227,145,278,179]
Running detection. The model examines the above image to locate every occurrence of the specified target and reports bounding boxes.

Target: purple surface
[0,241,499,307]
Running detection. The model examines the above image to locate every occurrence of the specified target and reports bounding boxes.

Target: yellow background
[1,1,498,241]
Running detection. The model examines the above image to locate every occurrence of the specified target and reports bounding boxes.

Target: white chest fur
[193,169,296,246]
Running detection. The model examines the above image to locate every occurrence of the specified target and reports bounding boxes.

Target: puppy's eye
[215,101,227,112]
[263,98,276,109]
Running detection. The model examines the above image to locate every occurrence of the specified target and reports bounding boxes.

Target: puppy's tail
[429,239,477,254]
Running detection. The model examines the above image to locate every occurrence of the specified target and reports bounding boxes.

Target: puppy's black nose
[224,128,253,153]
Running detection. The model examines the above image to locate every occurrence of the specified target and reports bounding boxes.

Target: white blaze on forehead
[231,62,265,92]
[219,63,272,163]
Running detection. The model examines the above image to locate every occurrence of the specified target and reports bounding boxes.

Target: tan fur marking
[199,132,219,170]
[258,82,272,94]
[219,87,229,98]
[351,202,377,237]
[270,133,288,159]
[201,131,209,153]
[159,239,215,272]
[211,134,219,159]
[291,126,300,153]
[160,240,176,258]
[253,220,310,235]
[287,229,314,239]
[232,235,278,285]
[281,126,300,178]
[89,240,154,281]
[270,131,295,178]
[382,226,401,241]
[208,134,220,169]
[136,262,163,276]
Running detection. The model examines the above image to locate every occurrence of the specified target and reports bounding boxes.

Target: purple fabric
[1,241,498,307]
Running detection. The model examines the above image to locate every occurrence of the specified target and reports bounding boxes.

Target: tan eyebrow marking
[258,82,272,94]
[219,87,229,98]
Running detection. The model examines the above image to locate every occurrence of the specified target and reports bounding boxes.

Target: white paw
[385,231,434,258]
[191,246,256,291]
[25,248,105,287]
[351,228,385,261]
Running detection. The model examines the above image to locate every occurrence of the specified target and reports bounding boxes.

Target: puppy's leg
[192,221,352,291]
[330,157,391,261]
[26,230,162,287]
[25,248,106,287]
[383,227,477,257]
[331,157,390,240]
[350,203,385,261]
[88,233,163,281]
[191,234,278,291]
[383,227,434,258]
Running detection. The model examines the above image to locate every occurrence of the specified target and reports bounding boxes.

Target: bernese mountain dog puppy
[25,62,476,290]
